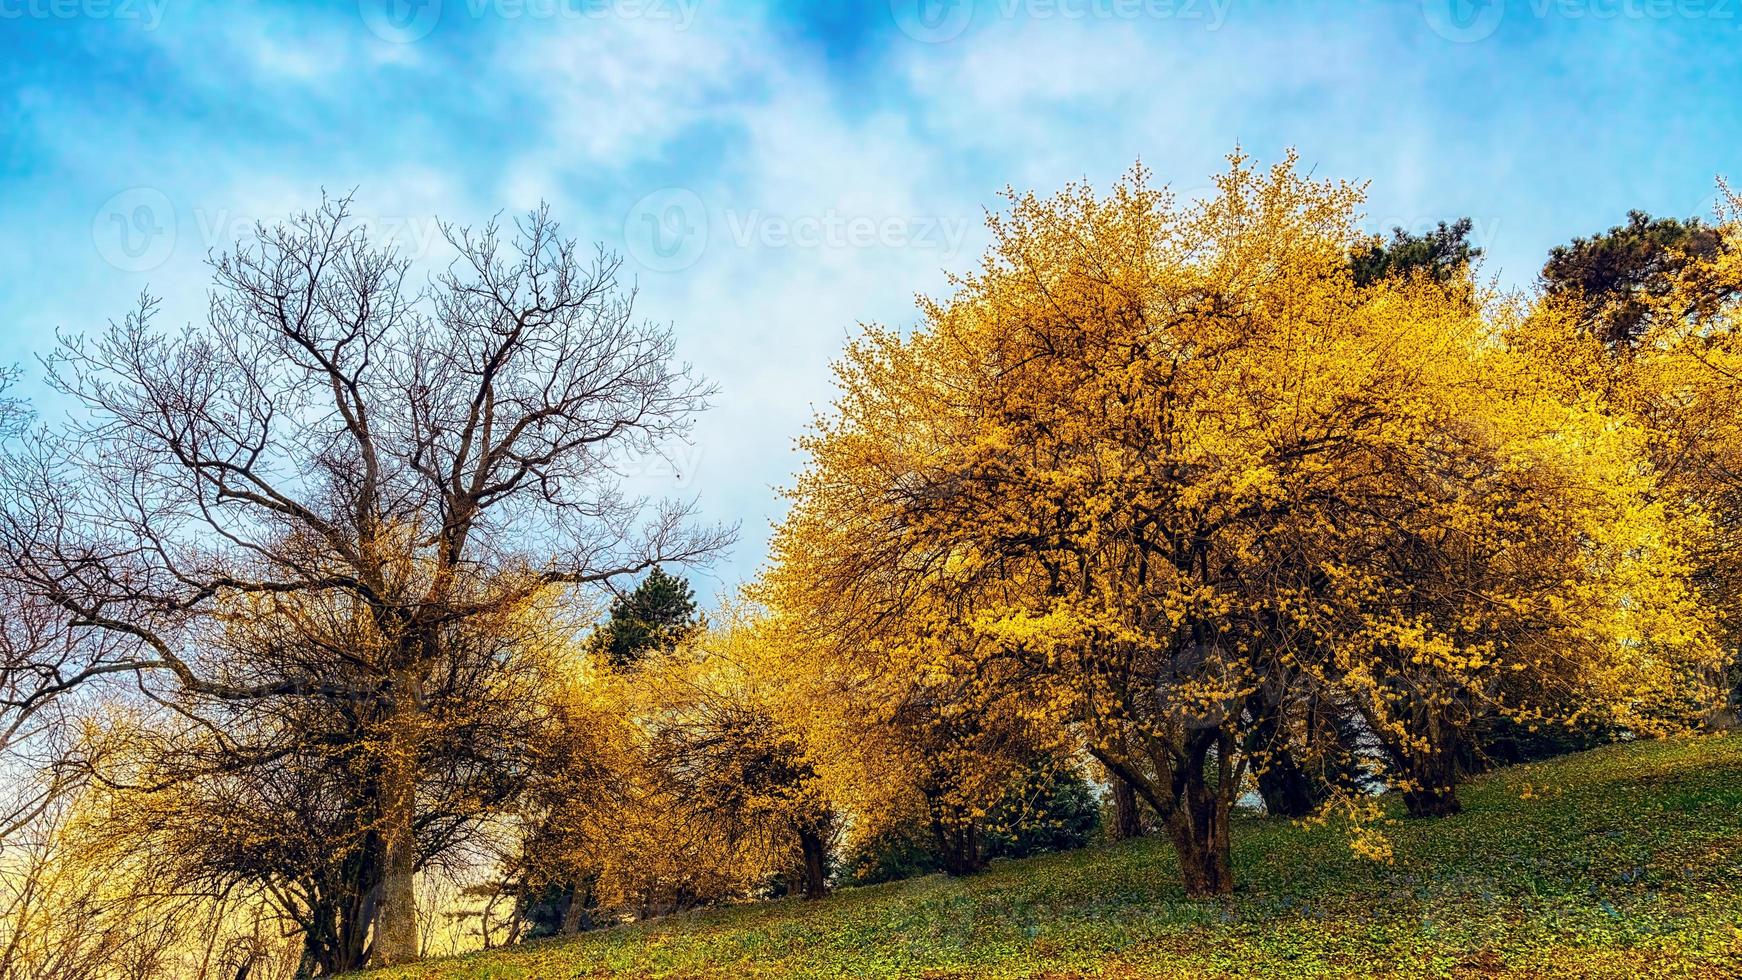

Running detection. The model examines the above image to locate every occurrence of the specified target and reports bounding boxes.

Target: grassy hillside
[361,736,1742,979]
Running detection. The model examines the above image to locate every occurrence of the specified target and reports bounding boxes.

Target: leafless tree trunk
[374,667,424,965]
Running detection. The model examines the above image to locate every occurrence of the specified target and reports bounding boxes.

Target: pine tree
[590,567,703,668]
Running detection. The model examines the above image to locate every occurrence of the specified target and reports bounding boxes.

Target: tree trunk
[1399,733,1462,818]
[1164,737,1233,897]
[1110,774,1143,840]
[559,879,592,934]
[797,824,830,900]
[338,830,382,972]
[371,671,422,967]
[930,814,985,877]
[1244,691,1319,818]
[1255,758,1317,818]
[294,934,323,980]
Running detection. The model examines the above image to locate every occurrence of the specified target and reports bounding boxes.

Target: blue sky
[2,0,1740,595]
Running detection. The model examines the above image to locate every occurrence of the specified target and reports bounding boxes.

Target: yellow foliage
[766,150,1722,883]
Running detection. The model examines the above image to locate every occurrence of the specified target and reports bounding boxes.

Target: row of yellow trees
[742,152,1734,897]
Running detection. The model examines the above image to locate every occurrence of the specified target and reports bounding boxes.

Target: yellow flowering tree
[769,152,1719,894]
[1508,189,1742,723]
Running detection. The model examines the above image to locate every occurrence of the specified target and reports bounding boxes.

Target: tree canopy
[0,157,1735,976]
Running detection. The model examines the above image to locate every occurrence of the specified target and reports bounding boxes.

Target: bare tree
[0,197,730,968]
[81,587,578,977]
[0,369,155,840]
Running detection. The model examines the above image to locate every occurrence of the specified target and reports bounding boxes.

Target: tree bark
[1110,774,1143,840]
[797,824,830,900]
[930,814,985,877]
[1244,691,1319,818]
[1164,736,1233,897]
[1090,733,1235,897]
[371,670,422,967]
[1377,706,1465,819]
[1398,733,1462,818]
[1254,759,1316,818]
[559,880,592,934]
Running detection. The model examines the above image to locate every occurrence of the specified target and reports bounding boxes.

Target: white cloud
[10,1,1742,597]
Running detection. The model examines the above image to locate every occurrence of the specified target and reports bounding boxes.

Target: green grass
[361,736,1742,979]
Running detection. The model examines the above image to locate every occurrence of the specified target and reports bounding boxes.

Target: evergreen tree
[1541,209,1733,348]
[1349,218,1482,287]
[590,567,703,668]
